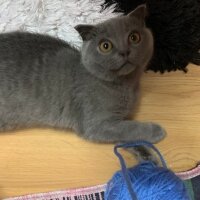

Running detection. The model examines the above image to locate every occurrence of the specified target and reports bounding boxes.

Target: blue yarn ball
[105,162,190,200]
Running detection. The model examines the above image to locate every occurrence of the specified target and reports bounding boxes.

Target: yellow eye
[129,32,141,44]
[99,40,113,53]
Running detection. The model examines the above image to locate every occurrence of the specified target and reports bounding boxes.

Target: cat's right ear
[75,25,97,41]
[128,4,148,22]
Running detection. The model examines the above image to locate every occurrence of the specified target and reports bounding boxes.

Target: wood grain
[0,64,200,199]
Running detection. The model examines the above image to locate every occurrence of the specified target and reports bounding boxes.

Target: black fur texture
[102,0,200,73]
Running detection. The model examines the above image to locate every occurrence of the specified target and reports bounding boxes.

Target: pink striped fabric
[177,164,200,180]
[5,184,107,200]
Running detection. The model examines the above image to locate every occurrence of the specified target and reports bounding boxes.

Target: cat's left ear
[75,24,97,41]
[128,4,147,24]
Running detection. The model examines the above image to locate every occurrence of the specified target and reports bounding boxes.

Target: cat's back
[0,31,80,85]
[0,31,80,101]
[0,31,74,60]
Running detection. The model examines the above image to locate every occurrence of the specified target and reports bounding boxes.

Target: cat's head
[75,5,153,81]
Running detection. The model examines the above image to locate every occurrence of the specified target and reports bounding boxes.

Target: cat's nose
[119,50,130,57]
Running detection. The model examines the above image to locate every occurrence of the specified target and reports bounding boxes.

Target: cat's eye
[99,40,113,53]
[129,32,141,44]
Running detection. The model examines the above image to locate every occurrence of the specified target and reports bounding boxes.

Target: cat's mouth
[111,61,133,72]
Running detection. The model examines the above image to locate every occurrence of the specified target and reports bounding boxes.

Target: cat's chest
[98,82,139,114]
[119,85,138,112]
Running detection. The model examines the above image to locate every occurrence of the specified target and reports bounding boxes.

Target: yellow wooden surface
[0,64,200,199]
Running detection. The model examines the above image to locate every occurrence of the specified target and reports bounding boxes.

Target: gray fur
[0,6,166,144]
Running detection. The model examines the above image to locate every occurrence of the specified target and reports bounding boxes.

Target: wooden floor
[0,64,200,199]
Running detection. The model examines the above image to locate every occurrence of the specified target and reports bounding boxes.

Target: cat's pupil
[131,35,136,40]
[104,43,109,49]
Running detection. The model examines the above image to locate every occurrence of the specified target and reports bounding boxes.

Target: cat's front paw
[146,122,166,143]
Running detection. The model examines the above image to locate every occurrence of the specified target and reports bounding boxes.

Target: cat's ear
[75,25,97,41]
[128,4,147,22]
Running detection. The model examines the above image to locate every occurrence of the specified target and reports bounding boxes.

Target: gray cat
[0,5,166,144]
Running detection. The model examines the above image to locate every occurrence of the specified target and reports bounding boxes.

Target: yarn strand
[114,140,167,168]
[114,146,138,200]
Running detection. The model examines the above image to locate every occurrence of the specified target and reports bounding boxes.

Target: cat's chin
[116,62,136,76]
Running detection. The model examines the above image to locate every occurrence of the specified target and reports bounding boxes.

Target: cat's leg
[0,109,29,132]
[0,119,16,132]
[80,119,165,164]
[81,119,166,144]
